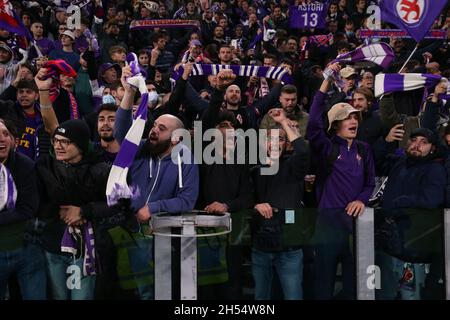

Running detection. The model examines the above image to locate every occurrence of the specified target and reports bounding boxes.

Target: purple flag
[0,0,32,39]
[289,1,329,29]
[380,0,447,42]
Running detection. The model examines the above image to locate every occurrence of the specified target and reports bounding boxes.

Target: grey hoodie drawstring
[177,153,183,189]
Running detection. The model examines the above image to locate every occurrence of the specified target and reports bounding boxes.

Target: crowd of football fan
[0,0,449,300]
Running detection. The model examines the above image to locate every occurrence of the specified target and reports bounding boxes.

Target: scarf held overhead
[43,60,79,119]
[325,43,395,90]
[331,42,395,69]
[374,73,444,97]
[171,64,293,84]
[106,53,148,206]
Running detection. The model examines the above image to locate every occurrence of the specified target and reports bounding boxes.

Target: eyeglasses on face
[52,137,72,148]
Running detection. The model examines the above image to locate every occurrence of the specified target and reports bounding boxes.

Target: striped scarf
[325,43,395,90]
[0,163,17,211]
[331,43,394,69]
[106,53,148,206]
[171,64,293,84]
[44,60,80,119]
[61,222,97,276]
[374,73,445,98]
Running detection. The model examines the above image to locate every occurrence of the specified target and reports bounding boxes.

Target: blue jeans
[45,251,96,300]
[376,252,427,300]
[251,248,303,300]
[0,244,47,300]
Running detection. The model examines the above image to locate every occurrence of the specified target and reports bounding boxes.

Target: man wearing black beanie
[34,68,121,300]
[52,119,91,161]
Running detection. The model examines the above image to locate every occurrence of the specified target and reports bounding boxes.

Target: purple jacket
[307,91,375,211]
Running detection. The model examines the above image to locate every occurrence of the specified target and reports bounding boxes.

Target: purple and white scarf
[325,43,395,90]
[374,73,445,98]
[331,43,395,69]
[0,163,17,211]
[106,53,148,206]
[61,222,96,276]
[171,64,293,84]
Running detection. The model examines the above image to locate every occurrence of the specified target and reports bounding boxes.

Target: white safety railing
[152,211,232,300]
[355,207,376,300]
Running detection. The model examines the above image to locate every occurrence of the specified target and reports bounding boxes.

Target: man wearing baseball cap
[329,66,358,105]
[374,126,446,300]
[49,30,80,71]
[306,62,375,299]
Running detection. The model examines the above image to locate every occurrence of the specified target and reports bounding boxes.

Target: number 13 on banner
[301,12,318,28]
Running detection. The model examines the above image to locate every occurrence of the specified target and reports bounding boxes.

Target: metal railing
[151,208,450,300]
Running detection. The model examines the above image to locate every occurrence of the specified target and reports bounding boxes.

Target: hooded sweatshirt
[0,47,17,95]
[115,108,199,214]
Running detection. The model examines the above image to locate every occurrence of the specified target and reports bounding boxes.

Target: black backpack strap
[356,141,369,182]
[326,143,341,177]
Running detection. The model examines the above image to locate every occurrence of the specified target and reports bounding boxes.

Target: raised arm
[159,62,194,117]
[306,63,341,157]
[201,69,236,131]
[269,108,310,179]
[421,80,448,133]
[34,68,59,135]
[114,65,137,144]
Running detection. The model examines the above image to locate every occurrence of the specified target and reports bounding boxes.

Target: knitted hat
[53,120,90,154]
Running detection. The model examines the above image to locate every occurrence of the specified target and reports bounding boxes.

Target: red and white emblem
[396,0,424,24]
[0,0,19,27]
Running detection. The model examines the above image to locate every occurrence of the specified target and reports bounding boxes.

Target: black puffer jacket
[36,150,118,254]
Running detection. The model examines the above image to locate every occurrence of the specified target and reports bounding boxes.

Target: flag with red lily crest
[380,0,447,43]
[0,0,32,39]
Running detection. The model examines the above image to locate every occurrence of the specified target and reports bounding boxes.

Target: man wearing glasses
[34,68,118,300]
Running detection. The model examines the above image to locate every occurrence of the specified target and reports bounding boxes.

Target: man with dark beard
[113,65,199,299]
[114,65,199,232]
[94,103,121,164]
[222,84,251,129]
[374,126,446,300]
